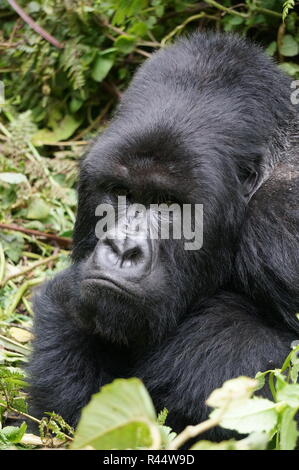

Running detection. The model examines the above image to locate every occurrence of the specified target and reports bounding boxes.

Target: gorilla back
[28,32,299,439]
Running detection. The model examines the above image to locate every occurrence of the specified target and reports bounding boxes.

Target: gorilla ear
[243,170,260,200]
[242,166,271,201]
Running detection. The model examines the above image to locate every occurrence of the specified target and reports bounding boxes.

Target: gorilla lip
[82,276,136,298]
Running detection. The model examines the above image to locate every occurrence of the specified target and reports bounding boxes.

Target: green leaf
[191,439,237,450]
[91,57,114,82]
[0,232,25,263]
[206,376,257,408]
[72,378,160,450]
[282,0,295,22]
[0,173,27,185]
[115,35,137,54]
[129,22,148,37]
[279,62,299,77]
[277,384,299,407]
[279,407,299,450]
[223,15,244,32]
[69,97,83,113]
[26,197,51,220]
[211,398,278,434]
[0,423,27,444]
[31,115,82,145]
[266,41,277,57]
[279,35,299,57]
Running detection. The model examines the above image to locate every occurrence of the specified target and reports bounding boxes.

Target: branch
[167,417,220,450]
[204,0,248,18]
[1,253,60,286]
[7,0,64,49]
[0,402,73,442]
[0,223,72,248]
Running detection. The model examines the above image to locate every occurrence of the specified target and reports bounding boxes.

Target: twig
[0,333,31,354]
[22,296,34,316]
[0,321,32,332]
[74,100,113,140]
[7,0,64,49]
[0,242,5,282]
[39,140,88,146]
[100,19,152,58]
[161,13,217,46]
[168,417,221,449]
[8,16,21,47]
[0,402,73,442]
[204,0,248,18]
[277,22,286,62]
[4,278,44,317]
[0,223,72,248]
[102,82,122,100]
[1,254,59,285]
[135,48,151,58]
[255,7,282,18]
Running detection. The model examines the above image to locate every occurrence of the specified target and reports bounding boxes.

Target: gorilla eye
[110,186,131,198]
[156,193,179,205]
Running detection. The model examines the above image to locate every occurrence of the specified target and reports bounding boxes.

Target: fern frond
[60,39,87,90]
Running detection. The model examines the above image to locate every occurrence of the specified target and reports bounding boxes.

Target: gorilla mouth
[82,276,136,298]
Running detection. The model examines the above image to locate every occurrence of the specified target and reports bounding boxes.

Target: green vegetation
[0,0,298,450]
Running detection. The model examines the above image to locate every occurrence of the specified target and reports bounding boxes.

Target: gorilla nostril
[122,247,143,266]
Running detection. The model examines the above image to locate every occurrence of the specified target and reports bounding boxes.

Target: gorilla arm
[134,291,296,440]
[27,268,119,426]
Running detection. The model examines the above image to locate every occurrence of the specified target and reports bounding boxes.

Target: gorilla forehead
[84,33,293,192]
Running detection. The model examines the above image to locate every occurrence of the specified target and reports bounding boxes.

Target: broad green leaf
[279,407,299,450]
[72,378,160,450]
[206,377,257,408]
[235,432,269,450]
[279,62,299,77]
[279,35,299,57]
[277,384,299,407]
[31,115,82,145]
[26,197,51,220]
[91,57,114,82]
[115,35,137,54]
[211,398,278,434]
[0,423,27,444]
[0,173,27,185]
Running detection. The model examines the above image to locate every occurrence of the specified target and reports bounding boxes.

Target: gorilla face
[74,162,201,345]
[71,129,246,345]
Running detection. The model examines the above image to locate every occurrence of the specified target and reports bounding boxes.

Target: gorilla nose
[94,237,150,276]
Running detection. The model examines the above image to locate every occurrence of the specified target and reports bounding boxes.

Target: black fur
[28,32,299,440]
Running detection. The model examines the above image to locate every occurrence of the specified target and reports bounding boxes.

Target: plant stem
[167,417,220,449]
[1,254,59,286]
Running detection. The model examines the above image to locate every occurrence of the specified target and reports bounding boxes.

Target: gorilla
[28,32,299,440]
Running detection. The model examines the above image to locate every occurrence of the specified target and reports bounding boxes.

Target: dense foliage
[0,0,298,451]
[1,0,299,136]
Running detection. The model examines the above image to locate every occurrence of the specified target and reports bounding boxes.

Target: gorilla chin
[76,263,183,346]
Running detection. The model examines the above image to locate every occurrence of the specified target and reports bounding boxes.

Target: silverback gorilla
[28,32,299,440]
